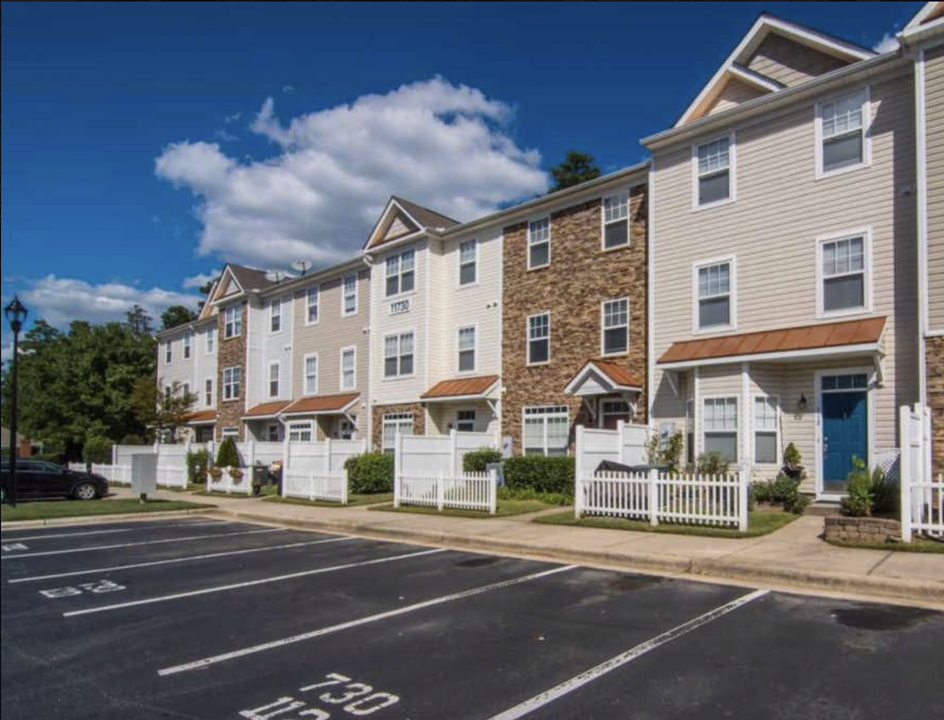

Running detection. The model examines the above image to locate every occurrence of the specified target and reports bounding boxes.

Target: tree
[126,305,153,335]
[161,305,197,330]
[197,276,219,313]
[131,378,197,443]
[548,151,601,193]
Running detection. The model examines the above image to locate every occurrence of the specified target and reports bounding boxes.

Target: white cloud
[282,85,295,95]
[182,270,221,290]
[155,77,548,267]
[872,33,899,54]
[20,275,201,329]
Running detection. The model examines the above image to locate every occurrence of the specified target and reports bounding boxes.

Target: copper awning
[243,401,292,419]
[185,410,217,425]
[421,375,499,401]
[281,393,360,416]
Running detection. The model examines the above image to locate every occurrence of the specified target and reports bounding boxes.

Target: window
[338,419,355,440]
[164,342,172,365]
[821,373,868,392]
[384,332,414,378]
[602,191,629,249]
[458,326,476,373]
[205,377,213,407]
[304,354,318,395]
[183,335,191,359]
[696,261,733,330]
[222,367,241,401]
[385,249,415,297]
[268,362,280,398]
[288,421,313,443]
[819,233,868,315]
[182,382,190,397]
[206,328,215,355]
[306,286,320,325]
[266,423,281,442]
[527,312,550,365]
[458,239,478,286]
[382,412,413,454]
[695,136,733,207]
[528,217,550,269]
[703,397,738,463]
[343,274,358,316]
[341,347,356,390]
[456,410,476,433]
[222,426,239,439]
[270,299,282,333]
[224,305,241,339]
[600,400,632,429]
[818,89,868,175]
[523,406,569,457]
[754,396,779,464]
[601,298,629,355]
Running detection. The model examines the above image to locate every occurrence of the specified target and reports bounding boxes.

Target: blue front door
[822,391,867,493]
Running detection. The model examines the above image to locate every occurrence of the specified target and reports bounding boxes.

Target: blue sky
[0,1,921,353]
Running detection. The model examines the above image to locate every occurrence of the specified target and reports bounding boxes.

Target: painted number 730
[240,673,399,719]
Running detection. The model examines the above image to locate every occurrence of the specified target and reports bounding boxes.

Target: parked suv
[0,460,108,502]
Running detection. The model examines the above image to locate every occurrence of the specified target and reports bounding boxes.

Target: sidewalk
[105,488,943,608]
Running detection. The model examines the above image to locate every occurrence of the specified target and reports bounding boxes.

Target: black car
[0,460,108,502]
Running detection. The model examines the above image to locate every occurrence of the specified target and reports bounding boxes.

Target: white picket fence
[395,469,498,514]
[900,404,942,541]
[576,470,749,531]
[207,467,252,495]
[283,471,348,503]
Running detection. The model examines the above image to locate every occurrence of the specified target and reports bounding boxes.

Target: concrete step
[806,501,841,517]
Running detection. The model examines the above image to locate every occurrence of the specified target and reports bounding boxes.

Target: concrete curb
[204,507,944,607]
[0,508,215,531]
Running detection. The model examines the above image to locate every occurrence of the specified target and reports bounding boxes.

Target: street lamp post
[5,296,28,508]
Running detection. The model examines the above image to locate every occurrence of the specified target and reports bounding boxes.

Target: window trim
[204,376,214,407]
[526,311,551,366]
[600,189,631,251]
[527,216,552,270]
[305,285,320,326]
[302,352,319,397]
[383,330,416,380]
[457,238,479,287]
[600,297,630,357]
[385,248,417,299]
[815,86,872,180]
[691,132,737,212]
[267,360,281,399]
[752,394,781,466]
[223,304,241,339]
[164,341,172,365]
[206,327,215,355]
[456,324,478,375]
[692,256,737,334]
[455,408,477,433]
[341,273,358,317]
[221,426,239,439]
[183,334,192,360]
[701,394,739,464]
[521,405,570,457]
[382,412,414,452]
[222,366,241,401]
[340,345,357,391]
[288,420,314,443]
[815,227,873,319]
[269,298,282,334]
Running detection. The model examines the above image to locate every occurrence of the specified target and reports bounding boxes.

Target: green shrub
[497,486,571,506]
[781,442,806,481]
[503,456,575,496]
[345,452,394,494]
[841,456,874,517]
[751,473,808,514]
[647,430,683,472]
[463,448,503,473]
[120,434,146,446]
[187,448,210,484]
[82,436,112,465]
[696,452,729,476]
[215,437,241,469]
[870,466,898,515]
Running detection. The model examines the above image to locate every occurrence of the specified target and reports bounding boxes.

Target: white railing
[900,403,942,541]
[395,468,498,514]
[283,470,348,504]
[576,469,748,531]
[207,467,252,495]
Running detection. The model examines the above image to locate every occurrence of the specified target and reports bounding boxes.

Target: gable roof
[563,360,644,397]
[208,263,279,306]
[676,13,875,127]
[906,2,944,30]
[363,196,460,251]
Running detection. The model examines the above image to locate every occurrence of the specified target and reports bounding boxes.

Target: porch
[420,375,500,437]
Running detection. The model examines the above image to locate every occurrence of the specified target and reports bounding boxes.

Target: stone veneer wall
[215,302,247,441]
[928,336,944,475]
[371,403,426,452]
[501,186,648,455]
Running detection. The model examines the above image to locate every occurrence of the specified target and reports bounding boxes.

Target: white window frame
[701,395,739,463]
[752,394,781,466]
[269,298,282,334]
[265,423,281,443]
[222,366,241,401]
[305,285,320,326]
[457,238,479,287]
[164,341,172,365]
[691,132,736,211]
[526,311,551,366]
[342,274,358,317]
[206,327,215,355]
[383,331,415,379]
[601,190,630,250]
[527,216,551,270]
[692,256,737,333]
[522,405,569,457]
[815,227,873,319]
[599,399,633,429]
[288,420,314,443]
[221,426,239,439]
[457,324,477,375]
[340,346,356,391]
[223,304,241,339]
[815,86,872,180]
[204,376,214,407]
[183,334,192,360]
[267,361,281,399]
[456,409,477,433]
[303,352,319,396]
[600,297,630,357]
[382,412,414,452]
[385,248,416,298]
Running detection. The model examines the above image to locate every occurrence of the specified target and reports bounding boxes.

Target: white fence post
[393,432,402,508]
[247,439,256,475]
[574,424,584,519]
[738,470,749,532]
[648,468,659,526]
[617,420,626,465]
[281,437,290,498]
[900,405,913,543]
[111,443,118,469]
[488,466,498,515]
[450,428,458,475]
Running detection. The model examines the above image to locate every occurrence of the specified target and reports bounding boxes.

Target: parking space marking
[64,547,448,618]
[8,535,356,584]
[0,520,230,544]
[1,528,136,543]
[487,588,769,720]
[157,564,576,677]
[1,527,284,560]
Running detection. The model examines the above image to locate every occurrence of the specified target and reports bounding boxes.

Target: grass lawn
[533,508,798,538]
[826,537,944,554]
[263,493,394,508]
[370,498,557,519]
[1,498,210,523]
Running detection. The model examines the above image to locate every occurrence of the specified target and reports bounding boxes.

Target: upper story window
[306,286,320,325]
[164,342,172,365]
[458,326,476,373]
[459,239,478,286]
[304,354,318,396]
[703,396,738,463]
[602,191,630,249]
[817,89,869,176]
[268,362,280,398]
[270,299,281,333]
[385,249,415,297]
[527,312,550,365]
[222,366,241,401]
[528,217,551,269]
[183,335,191,360]
[695,260,734,331]
[694,135,734,208]
[343,274,358,316]
[206,327,215,355]
[224,305,241,339]
[601,298,629,356]
[818,231,870,316]
[205,377,213,407]
[384,332,414,378]
[341,347,356,390]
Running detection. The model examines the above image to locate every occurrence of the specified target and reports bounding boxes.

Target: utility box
[131,453,157,498]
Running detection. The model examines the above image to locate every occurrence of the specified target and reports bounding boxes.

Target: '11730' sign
[388,299,410,316]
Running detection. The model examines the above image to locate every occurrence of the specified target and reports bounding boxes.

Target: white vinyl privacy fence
[207,466,252,495]
[69,462,133,484]
[900,403,942,541]
[281,438,366,503]
[575,421,650,480]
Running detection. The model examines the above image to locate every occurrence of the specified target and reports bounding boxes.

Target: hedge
[344,452,394,494]
[462,448,503,473]
[503,456,575,496]
[187,448,210,484]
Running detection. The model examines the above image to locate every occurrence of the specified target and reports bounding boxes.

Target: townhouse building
[156,313,218,443]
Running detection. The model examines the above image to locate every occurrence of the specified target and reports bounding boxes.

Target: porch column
[741,362,752,477]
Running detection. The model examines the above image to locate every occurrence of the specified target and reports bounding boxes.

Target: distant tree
[548,151,602,193]
[126,304,154,335]
[160,305,197,330]
[131,378,196,444]
[197,276,219,313]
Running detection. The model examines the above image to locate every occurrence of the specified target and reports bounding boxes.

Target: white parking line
[1,527,284,560]
[9,536,356,584]
[488,589,770,720]
[157,564,576,677]
[0,520,230,544]
[65,548,449,618]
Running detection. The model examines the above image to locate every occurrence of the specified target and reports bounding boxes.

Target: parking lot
[1,517,941,720]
